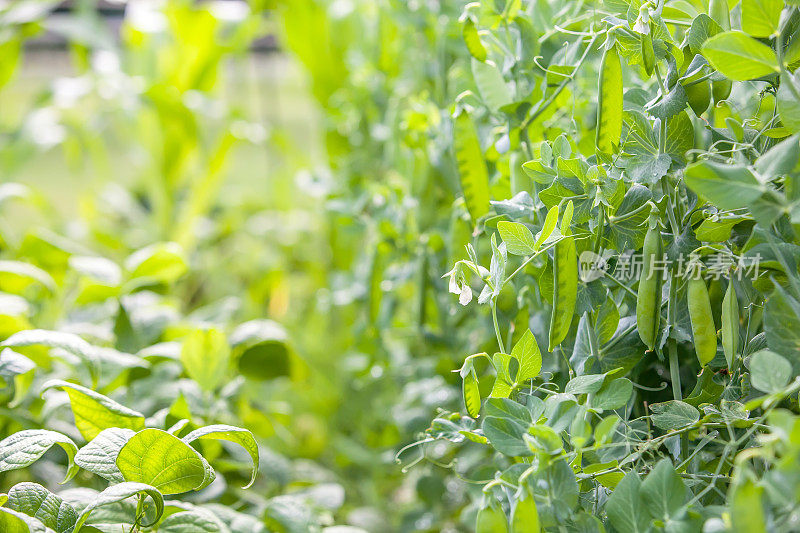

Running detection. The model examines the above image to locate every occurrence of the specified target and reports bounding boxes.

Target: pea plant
[395,0,800,531]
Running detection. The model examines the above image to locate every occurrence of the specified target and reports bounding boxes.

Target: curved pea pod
[636,206,663,351]
[595,43,623,157]
[510,490,540,533]
[688,277,717,366]
[476,502,509,533]
[548,201,577,351]
[721,280,739,369]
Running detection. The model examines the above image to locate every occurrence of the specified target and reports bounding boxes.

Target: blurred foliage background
[0,0,482,531]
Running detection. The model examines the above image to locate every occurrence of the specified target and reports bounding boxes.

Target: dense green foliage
[3,0,800,531]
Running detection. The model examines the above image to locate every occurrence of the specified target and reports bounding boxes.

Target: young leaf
[42,380,145,441]
[640,459,687,522]
[0,430,79,483]
[649,400,700,430]
[497,221,536,256]
[749,350,791,393]
[511,329,542,382]
[179,328,231,392]
[454,110,491,222]
[701,31,779,80]
[182,424,260,488]
[116,429,215,495]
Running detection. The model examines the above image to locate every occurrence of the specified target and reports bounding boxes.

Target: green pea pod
[476,502,509,533]
[548,201,577,351]
[463,369,481,418]
[641,33,655,77]
[510,491,540,533]
[595,43,623,156]
[636,205,663,350]
[721,280,739,369]
[688,277,717,366]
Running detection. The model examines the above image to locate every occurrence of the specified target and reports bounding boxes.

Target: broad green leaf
[116,429,214,495]
[0,260,56,293]
[471,58,512,111]
[73,482,164,531]
[701,31,778,80]
[510,329,541,382]
[778,72,800,133]
[74,428,136,483]
[2,329,99,372]
[749,349,791,393]
[124,242,187,287]
[180,328,230,392]
[640,459,687,522]
[6,483,78,533]
[605,472,649,533]
[0,507,54,533]
[42,380,145,441]
[497,221,536,255]
[741,0,783,37]
[182,424,259,488]
[590,378,633,410]
[650,400,700,430]
[565,374,606,395]
[596,44,623,155]
[684,160,763,209]
[764,285,800,371]
[730,478,767,532]
[686,14,722,53]
[0,430,79,483]
[158,510,224,532]
[484,398,532,422]
[482,416,532,456]
[454,110,491,221]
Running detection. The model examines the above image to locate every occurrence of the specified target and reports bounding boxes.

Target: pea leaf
[42,380,145,441]
[0,430,79,483]
[701,31,779,81]
[482,416,532,456]
[510,329,542,382]
[605,472,649,533]
[116,429,215,495]
[640,459,688,522]
[498,221,536,255]
[684,160,763,209]
[741,0,783,38]
[649,400,700,431]
[749,350,791,393]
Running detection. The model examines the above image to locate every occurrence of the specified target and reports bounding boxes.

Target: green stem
[491,301,506,354]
